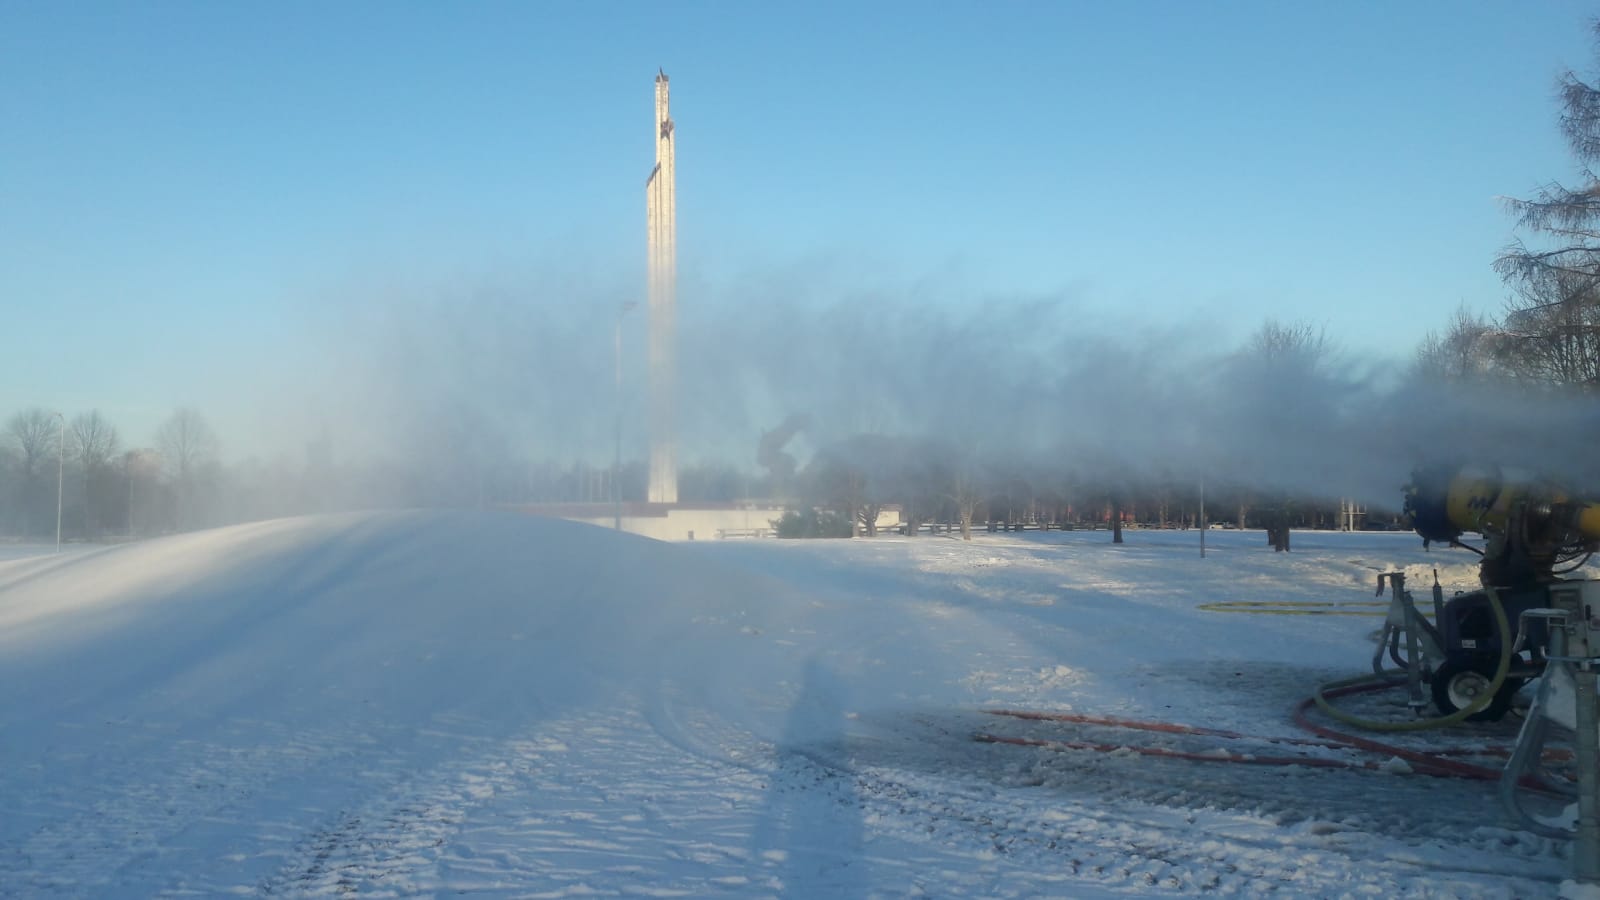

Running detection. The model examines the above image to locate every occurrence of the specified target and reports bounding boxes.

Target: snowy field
[0,512,1579,897]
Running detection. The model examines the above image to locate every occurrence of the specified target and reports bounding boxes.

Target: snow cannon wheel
[1430,655,1522,722]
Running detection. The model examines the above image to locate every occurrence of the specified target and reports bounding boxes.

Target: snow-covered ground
[0,541,83,563]
[0,513,1578,896]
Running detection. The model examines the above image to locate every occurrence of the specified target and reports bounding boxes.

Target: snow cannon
[1405,463,1600,582]
[1397,464,1600,720]
[1316,465,1600,874]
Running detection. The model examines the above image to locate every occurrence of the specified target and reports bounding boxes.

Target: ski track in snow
[0,518,1587,897]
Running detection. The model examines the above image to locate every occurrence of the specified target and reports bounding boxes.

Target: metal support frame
[1373,572,1440,711]
[1497,584,1600,889]
[1571,586,1600,884]
[1576,679,1600,883]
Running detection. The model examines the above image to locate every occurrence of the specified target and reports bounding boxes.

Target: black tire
[1431,655,1522,722]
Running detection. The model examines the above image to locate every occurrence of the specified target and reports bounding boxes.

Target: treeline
[6,395,1390,547]
[0,405,506,541]
[0,406,324,541]
[750,418,1396,548]
[0,406,701,541]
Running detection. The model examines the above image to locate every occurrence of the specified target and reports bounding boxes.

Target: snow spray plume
[298,275,643,507]
[306,269,1600,511]
[676,280,1600,507]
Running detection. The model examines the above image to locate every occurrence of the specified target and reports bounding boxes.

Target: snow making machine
[1371,463,1600,886]
[1402,463,1600,722]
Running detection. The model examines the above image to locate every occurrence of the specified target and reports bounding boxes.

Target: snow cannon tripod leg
[1500,610,1577,839]
[1503,585,1600,892]
[1575,685,1600,888]
[1552,588,1600,888]
[1377,572,1437,713]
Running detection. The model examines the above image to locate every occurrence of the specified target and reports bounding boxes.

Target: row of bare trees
[0,407,218,540]
[768,313,1351,547]
[787,432,1381,545]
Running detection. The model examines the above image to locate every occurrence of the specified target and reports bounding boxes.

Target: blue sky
[2,1,1597,455]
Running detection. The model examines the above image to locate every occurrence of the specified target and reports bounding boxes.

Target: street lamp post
[52,411,65,553]
[614,301,638,530]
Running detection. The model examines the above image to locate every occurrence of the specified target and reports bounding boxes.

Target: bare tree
[1494,271,1600,387]
[156,408,218,483]
[892,444,949,538]
[5,408,61,535]
[71,411,120,469]
[124,448,167,536]
[1497,26,1600,287]
[987,469,1038,531]
[806,434,900,537]
[156,408,219,529]
[5,408,57,479]
[1249,319,1328,367]
[1414,305,1500,383]
[1495,23,1600,389]
[806,451,867,536]
[71,411,121,537]
[950,461,985,542]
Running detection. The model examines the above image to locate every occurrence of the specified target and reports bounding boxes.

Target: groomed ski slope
[0,512,1576,896]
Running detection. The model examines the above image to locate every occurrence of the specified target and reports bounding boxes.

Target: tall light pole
[52,411,65,553]
[615,301,638,530]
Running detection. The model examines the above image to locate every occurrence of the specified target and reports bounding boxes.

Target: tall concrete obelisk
[645,69,677,504]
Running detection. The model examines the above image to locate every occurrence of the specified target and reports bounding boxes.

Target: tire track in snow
[872,710,1564,894]
[255,725,541,896]
[254,707,789,898]
[803,729,1562,898]
[640,683,1562,898]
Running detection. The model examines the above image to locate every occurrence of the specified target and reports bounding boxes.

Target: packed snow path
[0,513,1576,896]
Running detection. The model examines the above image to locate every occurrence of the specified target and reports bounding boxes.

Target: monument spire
[645,70,677,504]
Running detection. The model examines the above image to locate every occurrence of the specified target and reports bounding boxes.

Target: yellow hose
[1311,587,1512,732]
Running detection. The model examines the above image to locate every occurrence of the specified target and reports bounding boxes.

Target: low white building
[510,502,903,542]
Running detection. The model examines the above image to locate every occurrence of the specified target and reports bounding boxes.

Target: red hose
[1291,682,1562,792]
[973,731,1397,772]
[981,689,1569,793]
[986,708,1352,750]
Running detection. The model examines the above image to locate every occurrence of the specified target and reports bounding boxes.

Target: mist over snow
[259,265,1600,510]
